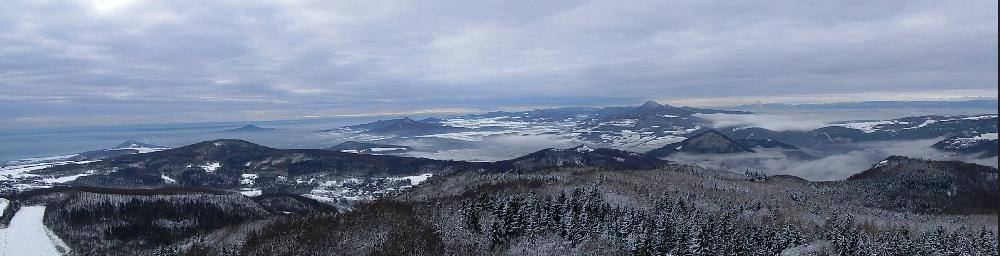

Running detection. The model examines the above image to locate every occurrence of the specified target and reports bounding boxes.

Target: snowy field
[0,206,71,256]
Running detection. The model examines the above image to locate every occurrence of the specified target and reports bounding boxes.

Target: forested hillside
[239,162,998,255]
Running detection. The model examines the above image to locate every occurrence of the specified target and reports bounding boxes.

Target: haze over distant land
[1,1,997,128]
[719,99,999,111]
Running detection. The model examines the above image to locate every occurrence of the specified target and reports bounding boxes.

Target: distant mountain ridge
[646,130,818,161]
[27,140,677,193]
[33,139,482,192]
[595,101,750,119]
[578,101,750,141]
[222,124,276,133]
[322,117,469,137]
[492,145,670,171]
[722,114,997,154]
[313,101,752,149]
[114,139,164,149]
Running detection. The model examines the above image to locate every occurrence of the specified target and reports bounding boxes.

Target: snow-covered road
[0,206,69,256]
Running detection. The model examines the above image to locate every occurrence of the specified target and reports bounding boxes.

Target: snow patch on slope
[240,174,258,186]
[161,175,177,184]
[239,190,262,197]
[42,173,88,183]
[307,173,434,203]
[368,147,408,152]
[974,133,998,140]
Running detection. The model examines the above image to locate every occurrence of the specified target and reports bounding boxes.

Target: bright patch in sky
[88,0,138,15]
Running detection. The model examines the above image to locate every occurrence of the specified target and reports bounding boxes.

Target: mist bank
[664,138,997,181]
[697,107,998,132]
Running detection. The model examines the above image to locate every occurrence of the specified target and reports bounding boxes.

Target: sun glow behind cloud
[87,0,139,15]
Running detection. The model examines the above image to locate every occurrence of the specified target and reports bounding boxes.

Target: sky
[1,0,997,128]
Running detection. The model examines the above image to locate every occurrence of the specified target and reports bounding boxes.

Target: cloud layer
[665,139,998,181]
[1,0,997,127]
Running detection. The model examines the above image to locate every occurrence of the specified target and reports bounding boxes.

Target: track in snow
[0,206,70,256]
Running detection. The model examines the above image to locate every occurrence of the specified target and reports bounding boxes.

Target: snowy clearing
[368,147,408,152]
[200,162,221,172]
[391,173,433,186]
[240,174,258,186]
[239,189,262,197]
[161,175,177,184]
[41,173,89,183]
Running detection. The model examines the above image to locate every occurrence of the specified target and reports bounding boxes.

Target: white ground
[307,173,435,203]
[200,162,221,172]
[391,173,433,186]
[162,175,177,184]
[974,132,998,140]
[41,173,88,184]
[0,160,97,182]
[368,147,408,152]
[240,174,258,185]
[239,189,262,197]
[0,206,71,256]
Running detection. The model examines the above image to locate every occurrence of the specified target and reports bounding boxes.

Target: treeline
[824,213,998,255]
[59,199,256,242]
[461,184,806,255]
[460,183,998,255]
[41,139,482,191]
[837,157,1000,214]
[0,198,19,227]
[237,200,443,256]
[45,192,270,255]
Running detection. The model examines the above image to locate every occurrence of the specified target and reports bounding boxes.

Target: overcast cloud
[1,0,996,128]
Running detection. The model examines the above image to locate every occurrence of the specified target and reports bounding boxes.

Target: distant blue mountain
[223,125,276,133]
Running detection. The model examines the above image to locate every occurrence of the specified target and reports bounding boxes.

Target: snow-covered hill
[933,132,998,157]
